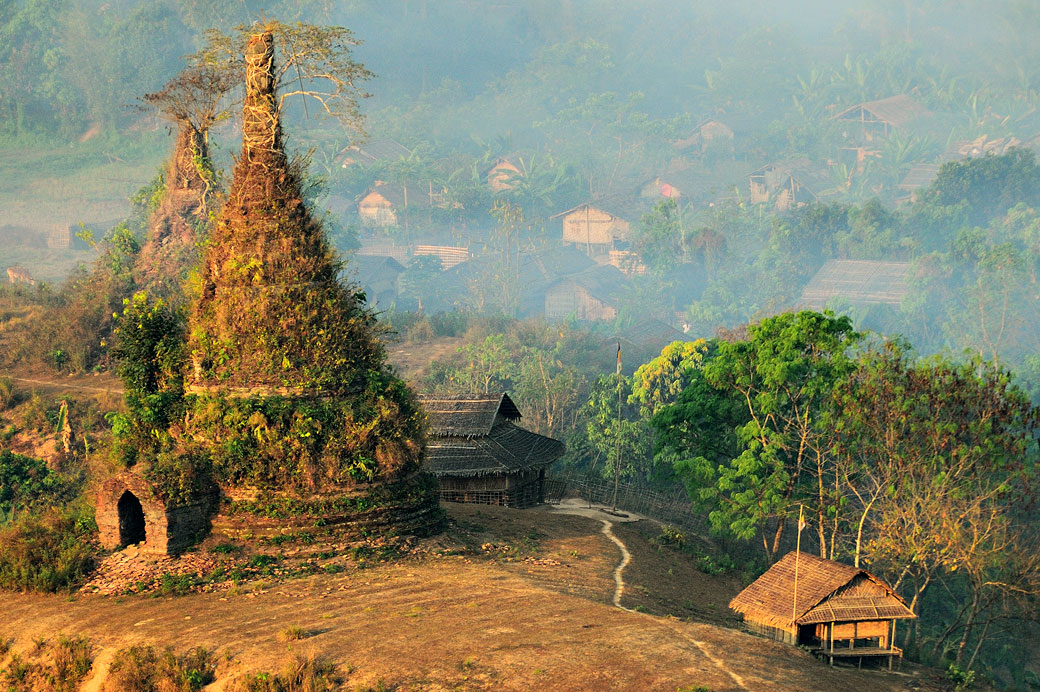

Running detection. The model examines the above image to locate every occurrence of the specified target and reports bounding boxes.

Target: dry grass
[0,634,93,692]
[228,652,343,692]
[0,504,949,691]
[102,645,215,692]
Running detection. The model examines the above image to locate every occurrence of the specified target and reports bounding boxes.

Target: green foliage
[0,505,96,593]
[109,291,186,469]
[663,311,862,557]
[104,645,215,692]
[947,663,977,691]
[914,148,1040,233]
[185,384,423,490]
[0,450,74,520]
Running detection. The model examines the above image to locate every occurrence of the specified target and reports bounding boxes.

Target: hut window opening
[118,490,147,546]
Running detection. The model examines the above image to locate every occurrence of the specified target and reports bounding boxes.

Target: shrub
[0,505,96,592]
[228,653,341,692]
[0,634,93,692]
[0,377,16,410]
[103,645,215,692]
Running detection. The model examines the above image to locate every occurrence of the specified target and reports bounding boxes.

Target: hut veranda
[730,551,916,669]
[419,393,564,508]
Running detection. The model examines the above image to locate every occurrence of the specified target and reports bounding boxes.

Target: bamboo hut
[420,393,565,508]
[832,95,933,144]
[748,159,830,211]
[730,551,916,669]
[799,259,912,310]
[544,264,627,322]
[552,195,644,257]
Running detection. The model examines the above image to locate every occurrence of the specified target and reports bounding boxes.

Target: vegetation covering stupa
[182,30,438,520]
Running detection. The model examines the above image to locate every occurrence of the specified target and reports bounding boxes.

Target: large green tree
[665,311,862,561]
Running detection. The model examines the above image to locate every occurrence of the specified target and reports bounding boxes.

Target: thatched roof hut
[800,259,912,310]
[420,393,565,508]
[731,551,915,668]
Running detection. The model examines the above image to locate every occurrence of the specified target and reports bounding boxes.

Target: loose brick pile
[81,545,226,596]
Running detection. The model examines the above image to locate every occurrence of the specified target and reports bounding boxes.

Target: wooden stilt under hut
[729,551,916,670]
[419,393,564,508]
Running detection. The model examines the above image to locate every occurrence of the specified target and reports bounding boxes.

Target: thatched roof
[750,158,832,195]
[551,193,646,223]
[549,264,628,307]
[800,259,912,309]
[898,163,941,191]
[421,393,522,438]
[419,393,564,477]
[832,95,932,128]
[730,551,915,631]
[363,180,435,209]
[341,139,412,166]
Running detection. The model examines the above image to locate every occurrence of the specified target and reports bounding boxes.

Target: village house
[672,119,736,156]
[553,195,645,258]
[896,163,941,203]
[749,159,831,211]
[419,393,564,508]
[483,153,526,192]
[800,259,912,310]
[545,263,627,322]
[832,95,933,146]
[730,551,916,669]
[346,254,405,308]
[338,138,412,168]
[357,180,437,228]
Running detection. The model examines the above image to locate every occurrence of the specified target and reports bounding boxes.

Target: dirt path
[564,503,753,691]
[598,519,631,609]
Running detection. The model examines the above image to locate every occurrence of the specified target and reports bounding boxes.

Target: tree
[194,20,373,137]
[582,373,654,485]
[693,311,862,561]
[832,343,1040,663]
[632,199,688,273]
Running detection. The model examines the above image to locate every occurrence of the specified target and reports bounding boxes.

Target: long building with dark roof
[419,393,565,508]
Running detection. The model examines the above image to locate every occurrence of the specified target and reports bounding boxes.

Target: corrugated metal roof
[729,551,915,631]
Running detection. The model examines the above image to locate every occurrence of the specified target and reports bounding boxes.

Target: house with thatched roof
[897,163,941,203]
[800,259,912,310]
[346,254,405,308]
[731,551,915,668]
[749,159,831,211]
[339,139,412,168]
[357,180,439,228]
[832,95,933,145]
[553,195,645,257]
[420,393,564,508]
[545,264,628,322]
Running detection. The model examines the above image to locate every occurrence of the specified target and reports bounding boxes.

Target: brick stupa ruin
[97,30,441,554]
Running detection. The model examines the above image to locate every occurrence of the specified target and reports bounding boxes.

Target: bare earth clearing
[0,504,943,691]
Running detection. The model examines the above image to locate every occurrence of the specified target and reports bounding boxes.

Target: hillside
[0,503,947,691]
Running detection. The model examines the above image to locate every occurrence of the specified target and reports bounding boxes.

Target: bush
[0,506,96,592]
[228,653,341,692]
[103,645,215,692]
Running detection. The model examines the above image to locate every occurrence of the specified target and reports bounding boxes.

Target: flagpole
[613,342,622,512]
[793,504,803,634]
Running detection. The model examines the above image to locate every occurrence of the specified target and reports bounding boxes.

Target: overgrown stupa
[182,30,440,533]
